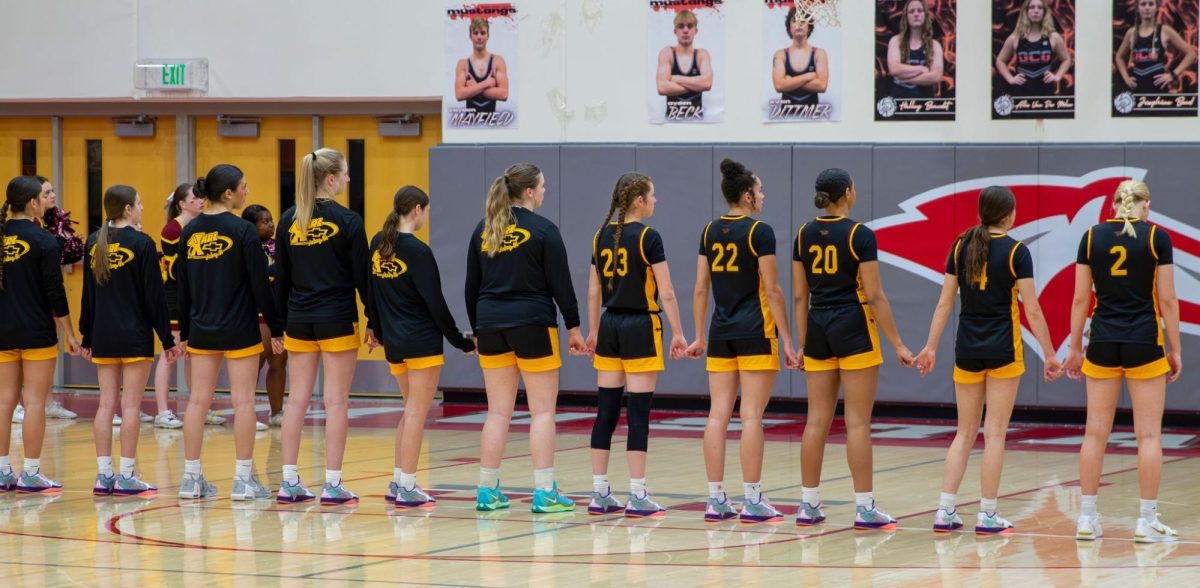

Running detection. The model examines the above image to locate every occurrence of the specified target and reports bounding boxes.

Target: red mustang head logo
[870,168,1200,357]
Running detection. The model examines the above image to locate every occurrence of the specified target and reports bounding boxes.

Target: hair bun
[194,177,208,198]
[720,158,745,180]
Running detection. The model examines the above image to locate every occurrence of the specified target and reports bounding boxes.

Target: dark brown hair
[92,185,138,285]
[378,186,431,260]
[960,186,1016,286]
[1,176,45,292]
[719,159,756,206]
[597,173,653,291]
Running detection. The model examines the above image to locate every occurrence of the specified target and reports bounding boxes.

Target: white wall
[3,0,1198,143]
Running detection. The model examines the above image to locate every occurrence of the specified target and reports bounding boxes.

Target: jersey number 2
[600,248,629,278]
[1110,245,1128,277]
[711,243,740,273]
[808,245,838,275]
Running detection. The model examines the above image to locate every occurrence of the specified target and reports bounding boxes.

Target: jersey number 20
[711,243,740,273]
[808,245,838,275]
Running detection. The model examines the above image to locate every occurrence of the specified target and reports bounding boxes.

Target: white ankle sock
[184,459,202,477]
[980,497,998,515]
[855,492,874,509]
[533,467,555,492]
[593,474,609,494]
[97,456,114,477]
[938,492,956,512]
[23,458,40,475]
[743,482,762,503]
[400,471,417,490]
[234,459,252,480]
[0,456,10,474]
[1081,494,1098,517]
[478,467,499,489]
[119,456,136,477]
[325,470,341,486]
[708,481,725,499]
[393,468,404,485]
[282,464,299,485]
[630,478,647,498]
[802,486,821,506]
[1139,499,1157,521]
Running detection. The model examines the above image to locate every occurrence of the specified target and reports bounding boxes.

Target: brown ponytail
[1,176,44,292]
[598,173,652,291]
[378,185,430,260]
[92,185,138,285]
[482,163,540,257]
[960,186,1015,286]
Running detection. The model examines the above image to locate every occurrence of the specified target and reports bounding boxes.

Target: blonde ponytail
[295,148,345,242]
[1113,180,1150,238]
[481,163,540,257]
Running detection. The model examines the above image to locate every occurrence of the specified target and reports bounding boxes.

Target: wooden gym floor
[1,395,1197,586]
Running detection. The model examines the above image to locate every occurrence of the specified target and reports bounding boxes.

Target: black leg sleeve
[590,386,624,450]
[625,391,653,452]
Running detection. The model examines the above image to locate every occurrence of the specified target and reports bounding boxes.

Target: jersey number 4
[710,243,740,273]
[600,247,629,278]
[808,245,838,275]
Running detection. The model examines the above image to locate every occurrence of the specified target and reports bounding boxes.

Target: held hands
[783,342,802,371]
[271,337,285,355]
[567,328,588,356]
[669,334,689,360]
[64,333,81,356]
[1167,350,1182,383]
[1062,347,1085,381]
[895,344,916,368]
[684,338,707,359]
[1043,354,1064,382]
[915,346,936,377]
[164,343,183,363]
[585,332,598,359]
[80,347,92,360]
[364,328,379,352]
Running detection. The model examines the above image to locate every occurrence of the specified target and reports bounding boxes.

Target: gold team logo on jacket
[482,225,531,254]
[161,254,177,282]
[289,218,340,246]
[90,243,135,270]
[2,236,30,263]
[186,231,234,260]
[371,250,407,279]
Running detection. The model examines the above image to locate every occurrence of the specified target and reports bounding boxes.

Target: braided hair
[597,173,653,291]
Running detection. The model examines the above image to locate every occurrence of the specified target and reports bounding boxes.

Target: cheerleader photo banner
[873,0,957,121]
[444,3,519,129]
[647,0,726,124]
[991,0,1076,120]
[761,0,843,123]
[1111,0,1199,117]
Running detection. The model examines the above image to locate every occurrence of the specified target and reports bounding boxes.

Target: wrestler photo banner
[647,0,726,124]
[761,0,843,123]
[444,3,518,129]
[1111,0,1199,117]
[874,0,957,121]
[991,0,1076,119]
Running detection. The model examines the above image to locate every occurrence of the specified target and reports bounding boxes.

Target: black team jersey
[80,227,174,358]
[0,219,69,350]
[367,232,475,362]
[700,215,777,341]
[591,221,667,313]
[178,212,282,350]
[160,218,182,320]
[946,233,1033,361]
[1077,219,1172,346]
[795,216,878,308]
[274,200,369,325]
[466,206,580,332]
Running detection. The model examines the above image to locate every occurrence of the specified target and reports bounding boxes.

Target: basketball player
[914,186,1062,535]
[0,176,80,494]
[151,183,202,430]
[1064,180,1182,543]
[454,17,509,114]
[274,148,370,506]
[1115,0,1196,94]
[242,204,286,428]
[366,186,475,509]
[656,10,713,118]
[773,8,829,108]
[793,168,914,529]
[887,0,945,99]
[467,163,588,513]
[177,164,283,501]
[81,185,178,497]
[686,159,798,524]
[585,173,689,519]
[995,0,1071,98]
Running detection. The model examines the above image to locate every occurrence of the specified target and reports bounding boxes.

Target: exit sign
[135,58,208,92]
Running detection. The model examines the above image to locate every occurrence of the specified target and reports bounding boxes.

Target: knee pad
[590,386,623,450]
[625,391,654,452]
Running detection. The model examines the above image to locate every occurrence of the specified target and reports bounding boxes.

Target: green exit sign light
[135,59,208,92]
